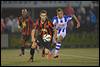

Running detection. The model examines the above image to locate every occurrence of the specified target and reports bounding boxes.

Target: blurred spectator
[78,5,86,24]
[88,10,97,32]
[5,16,13,33]
[85,2,97,32]
[12,17,19,32]
[89,11,96,25]
[75,5,87,32]
[34,1,37,5]
[1,18,5,33]
[89,2,96,14]
[64,2,75,16]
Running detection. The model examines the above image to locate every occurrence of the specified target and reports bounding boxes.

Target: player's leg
[35,42,40,53]
[39,36,46,57]
[19,35,26,56]
[52,29,57,45]
[42,47,45,57]
[29,41,36,62]
[45,48,52,60]
[28,29,37,62]
[52,35,57,46]
[54,35,63,58]
[54,30,66,58]
[44,41,52,60]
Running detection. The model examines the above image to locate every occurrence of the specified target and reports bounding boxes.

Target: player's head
[56,8,64,19]
[40,10,47,21]
[21,8,28,17]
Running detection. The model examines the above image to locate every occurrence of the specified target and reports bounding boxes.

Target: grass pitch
[1,48,99,66]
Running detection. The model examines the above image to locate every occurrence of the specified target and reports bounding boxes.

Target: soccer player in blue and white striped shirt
[52,8,80,58]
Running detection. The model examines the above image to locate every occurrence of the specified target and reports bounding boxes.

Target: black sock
[30,48,35,60]
[42,48,45,55]
[21,46,25,55]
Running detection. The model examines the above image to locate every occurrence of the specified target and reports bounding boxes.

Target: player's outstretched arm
[72,15,80,28]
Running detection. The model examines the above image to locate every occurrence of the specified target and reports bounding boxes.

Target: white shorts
[57,28,66,38]
[52,28,66,44]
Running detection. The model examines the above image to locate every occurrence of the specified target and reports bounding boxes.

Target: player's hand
[18,25,22,32]
[18,28,21,32]
[76,23,80,28]
[18,25,21,29]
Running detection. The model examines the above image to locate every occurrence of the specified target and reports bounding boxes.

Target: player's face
[40,13,47,21]
[22,9,28,17]
[57,11,63,19]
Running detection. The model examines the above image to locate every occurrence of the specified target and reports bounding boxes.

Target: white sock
[54,42,61,56]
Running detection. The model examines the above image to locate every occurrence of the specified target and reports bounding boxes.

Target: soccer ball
[43,34,51,42]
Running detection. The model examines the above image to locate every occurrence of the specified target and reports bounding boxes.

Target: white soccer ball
[43,34,51,42]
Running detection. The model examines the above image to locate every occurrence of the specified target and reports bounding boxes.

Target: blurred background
[1,1,99,48]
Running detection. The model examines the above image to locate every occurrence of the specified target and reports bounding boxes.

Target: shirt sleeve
[52,16,57,26]
[66,16,72,23]
[29,16,34,29]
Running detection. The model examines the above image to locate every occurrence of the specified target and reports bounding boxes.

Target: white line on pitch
[60,54,99,59]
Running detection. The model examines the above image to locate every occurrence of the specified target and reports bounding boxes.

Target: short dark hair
[56,8,63,13]
[22,8,28,12]
[40,10,47,15]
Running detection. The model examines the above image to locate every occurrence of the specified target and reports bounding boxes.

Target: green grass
[1,48,99,66]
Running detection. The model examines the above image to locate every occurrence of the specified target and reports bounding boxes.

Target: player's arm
[72,15,80,28]
[35,19,41,36]
[29,16,34,29]
[17,17,22,32]
[31,29,35,42]
[48,20,54,29]
[31,29,37,48]
[35,19,39,30]
[52,18,57,41]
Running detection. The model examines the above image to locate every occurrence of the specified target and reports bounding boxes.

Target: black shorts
[36,34,52,50]
[43,41,52,50]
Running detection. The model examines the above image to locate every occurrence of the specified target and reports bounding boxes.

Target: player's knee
[45,48,50,55]
[57,36,63,43]
[31,42,36,49]
[60,35,63,42]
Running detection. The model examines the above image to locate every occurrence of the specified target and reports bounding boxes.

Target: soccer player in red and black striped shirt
[35,10,54,60]
[18,9,34,56]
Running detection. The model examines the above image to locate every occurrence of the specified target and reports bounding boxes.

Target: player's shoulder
[52,16,58,22]
[52,16,58,19]
[63,15,72,18]
[64,15,72,21]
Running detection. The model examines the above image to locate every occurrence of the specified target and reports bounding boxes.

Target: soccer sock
[42,47,45,57]
[20,40,26,55]
[54,42,61,56]
[30,48,35,60]
[21,46,25,55]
